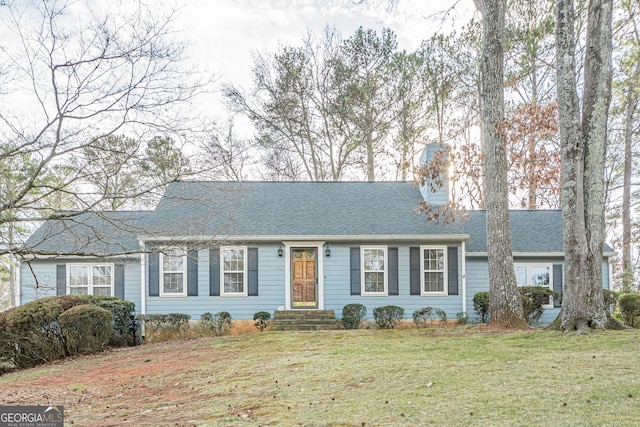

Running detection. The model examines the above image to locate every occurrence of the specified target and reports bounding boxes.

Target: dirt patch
[0,338,227,426]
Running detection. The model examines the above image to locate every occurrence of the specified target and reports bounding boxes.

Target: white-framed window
[67,263,114,296]
[361,246,387,295]
[421,246,447,295]
[514,263,553,307]
[221,246,247,296]
[160,248,187,296]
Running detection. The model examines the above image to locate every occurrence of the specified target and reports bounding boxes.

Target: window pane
[163,249,184,272]
[69,287,89,295]
[364,249,384,271]
[163,273,183,294]
[223,248,244,271]
[531,266,550,287]
[224,272,244,293]
[424,272,444,292]
[92,287,111,297]
[424,249,445,271]
[364,272,385,293]
[93,266,112,287]
[515,266,528,286]
[69,266,88,287]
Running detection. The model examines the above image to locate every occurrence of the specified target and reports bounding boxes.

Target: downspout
[15,258,20,307]
[139,240,146,315]
[461,241,467,314]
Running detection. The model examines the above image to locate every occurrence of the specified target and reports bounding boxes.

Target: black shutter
[410,247,420,295]
[553,264,563,308]
[56,264,66,296]
[350,247,361,295]
[149,253,159,297]
[388,247,398,295]
[248,248,258,296]
[114,264,125,299]
[209,248,220,296]
[187,250,198,296]
[447,246,459,296]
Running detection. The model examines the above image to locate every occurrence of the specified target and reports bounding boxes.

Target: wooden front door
[292,249,317,308]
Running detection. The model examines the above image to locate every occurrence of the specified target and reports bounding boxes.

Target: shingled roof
[23,181,598,256]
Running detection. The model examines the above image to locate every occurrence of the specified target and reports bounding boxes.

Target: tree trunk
[622,60,640,292]
[556,0,614,332]
[478,0,527,328]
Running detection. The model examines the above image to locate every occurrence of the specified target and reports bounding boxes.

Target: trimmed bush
[619,293,640,327]
[253,311,271,332]
[412,307,434,328]
[59,305,113,355]
[456,312,468,325]
[519,286,558,325]
[373,305,404,329]
[473,291,490,323]
[91,296,136,345]
[0,295,90,370]
[434,308,448,324]
[341,304,367,329]
[201,311,232,336]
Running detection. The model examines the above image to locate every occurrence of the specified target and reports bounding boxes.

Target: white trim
[283,241,325,310]
[139,241,146,315]
[66,262,115,296]
[420,245,448,296]
[361,246,388,296]
[159,248,187,297]
[140,234,470,243]
[220,246,248,297]
[461,241,466,314]
[15,260,21,307]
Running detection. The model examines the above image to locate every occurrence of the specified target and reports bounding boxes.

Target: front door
[291,248,317,308]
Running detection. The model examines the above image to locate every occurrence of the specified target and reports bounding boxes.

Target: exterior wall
[323,244,463,320]
[419,143,449,205]
[20,257,142,311]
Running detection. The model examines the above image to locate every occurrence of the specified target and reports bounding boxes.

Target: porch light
[278,245,283,257]
[325,245,331,257]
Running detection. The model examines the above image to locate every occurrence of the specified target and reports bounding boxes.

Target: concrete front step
[272,309,342,331]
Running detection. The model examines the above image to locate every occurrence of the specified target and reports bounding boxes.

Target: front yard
[0,327,638,426]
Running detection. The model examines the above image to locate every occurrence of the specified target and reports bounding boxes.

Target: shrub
[253,311,271,332]
[91,296,136,345]
[456,312,468,325]
[201,311,232,336]
[473,292,490,323]
[519,286,558,325]
[619,293,640,327]
[341,304,367,330]
[434,308,448,324]
[0,295,90,370]
[373,305,404,329]
[58,305,113,355]
[412,307,434,328]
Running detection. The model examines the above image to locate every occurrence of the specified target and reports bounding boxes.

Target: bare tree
[555,0,619,331]
[0,0,209,256]
[475,0,527,328]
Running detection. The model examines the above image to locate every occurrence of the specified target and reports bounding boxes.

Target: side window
[361,246,387,295]
[67,264,113,296]
[421,247,447,295]
[161,248,186,296]
[221,246,247,296]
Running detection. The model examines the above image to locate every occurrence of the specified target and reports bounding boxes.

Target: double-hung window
[361,246,387,295]
[421,246,447,295]
[67,263,114,296]
[160,248,186,296]
[221,246,247,296]
[514,263,552,307]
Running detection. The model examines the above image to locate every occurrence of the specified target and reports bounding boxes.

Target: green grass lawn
[1,327,640,426]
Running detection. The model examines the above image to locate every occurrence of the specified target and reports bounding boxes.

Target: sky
[176,0,477,116]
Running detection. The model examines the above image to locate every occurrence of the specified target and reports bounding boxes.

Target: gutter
[138,234,471,243]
